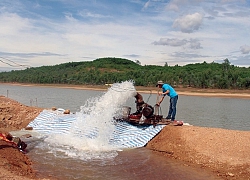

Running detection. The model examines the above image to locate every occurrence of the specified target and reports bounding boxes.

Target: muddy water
[27,146,221,180]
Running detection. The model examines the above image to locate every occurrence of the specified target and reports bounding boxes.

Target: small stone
[6,115,13,120]
[64,109,70,114]
[51,107,57,111]
[25,126,33,130]
[21,134,32,138]
[227,172,234,177]
[0,115,5,120]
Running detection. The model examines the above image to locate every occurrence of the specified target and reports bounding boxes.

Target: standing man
[156,81,178,121]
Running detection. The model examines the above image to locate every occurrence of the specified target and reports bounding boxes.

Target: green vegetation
[0,57,249,89]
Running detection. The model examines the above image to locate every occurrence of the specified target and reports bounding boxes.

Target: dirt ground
[0,85,250,180]
[147,126,250,180]
[0,96,44,180]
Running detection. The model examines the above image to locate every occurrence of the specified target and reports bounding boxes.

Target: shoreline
[1,82,250,99]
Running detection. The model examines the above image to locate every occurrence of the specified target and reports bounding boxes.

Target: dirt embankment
[0,96,43,180]
[0,88,250,180]
[146,126,250,180]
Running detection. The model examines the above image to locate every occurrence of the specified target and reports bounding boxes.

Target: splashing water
[43,81,136,160]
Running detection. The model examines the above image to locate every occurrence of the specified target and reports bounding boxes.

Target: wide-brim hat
[156,80,164,87]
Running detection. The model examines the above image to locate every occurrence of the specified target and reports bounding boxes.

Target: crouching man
[133,92,145,115]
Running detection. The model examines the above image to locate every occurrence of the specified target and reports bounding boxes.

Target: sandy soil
[0,84,250,179]
[147,126,250,180]
[0,96,44,180]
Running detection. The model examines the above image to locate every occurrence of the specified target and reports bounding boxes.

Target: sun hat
[156,80,164,87]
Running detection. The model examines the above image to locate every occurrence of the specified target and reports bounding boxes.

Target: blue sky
[0,0,250,71]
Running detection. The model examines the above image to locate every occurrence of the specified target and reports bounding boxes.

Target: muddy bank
[146,126,250,180]
[0,96,44,179]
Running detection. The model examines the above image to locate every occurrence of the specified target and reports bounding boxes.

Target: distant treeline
[0,57,249,89]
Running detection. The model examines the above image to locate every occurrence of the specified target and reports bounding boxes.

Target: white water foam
[42,81,136,160]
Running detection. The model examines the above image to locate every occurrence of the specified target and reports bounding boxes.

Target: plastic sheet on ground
[28,110,165,148]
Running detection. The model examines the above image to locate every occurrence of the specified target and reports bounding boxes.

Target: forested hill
[0,57,249,89]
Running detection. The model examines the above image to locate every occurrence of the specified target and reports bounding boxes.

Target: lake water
[1,83,249,131]
[1,83,249,180]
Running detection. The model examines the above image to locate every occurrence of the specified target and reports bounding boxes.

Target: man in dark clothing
[133,92,145,115]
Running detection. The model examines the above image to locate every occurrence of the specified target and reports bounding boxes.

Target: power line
[0,56,31,68]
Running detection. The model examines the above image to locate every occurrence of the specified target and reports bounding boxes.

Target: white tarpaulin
[28,109,165,148]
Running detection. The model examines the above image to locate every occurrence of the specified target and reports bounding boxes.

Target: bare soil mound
[146,126,250,180]
[0,96,43,179]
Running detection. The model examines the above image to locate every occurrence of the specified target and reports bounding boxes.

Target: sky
[0,0,250,71]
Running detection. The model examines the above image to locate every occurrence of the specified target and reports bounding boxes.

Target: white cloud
[240,45,250,54]
[0,0,250,70]
[152,38,202,50]
[220,0,245,3]
[166,4,179,11]
[189,39,202,49]
[153,38,187,46]
[172,12,203,33]
[143,0,151,10]
[166,0,187,9]
[0,12,31,35]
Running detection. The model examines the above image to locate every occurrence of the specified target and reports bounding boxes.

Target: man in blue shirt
[156,81,178,121]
